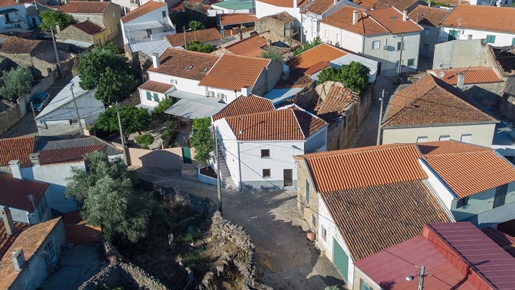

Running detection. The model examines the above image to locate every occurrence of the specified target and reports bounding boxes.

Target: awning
[164,90,226,119]
[124,21,163,31]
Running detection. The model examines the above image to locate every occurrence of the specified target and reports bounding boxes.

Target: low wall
[198,167,217,186]
[0,102,23,136]
[65,224,102,245]
[128,147,183,170]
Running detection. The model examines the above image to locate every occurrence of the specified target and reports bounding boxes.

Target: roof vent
[202,68,208,72]
[187,65,193,70]
[238,130,243,135]
[390,16,398,20]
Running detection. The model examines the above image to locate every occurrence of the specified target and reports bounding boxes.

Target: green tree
[134,133,154,149]
[0,67,33,102]
[190,117,213,164]
[39,9,73,32]
[318,61,370,94]
[189,20,205,31]
[98,41,122,54]
[260,47,284,63]
[294,36,322,55]
[96,106,151,134]
[95,67,140,104]
[152,98,173,120]
[66,151,157,243]
[187,40,214,53]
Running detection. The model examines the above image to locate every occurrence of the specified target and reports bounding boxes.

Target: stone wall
[0,101,23,135]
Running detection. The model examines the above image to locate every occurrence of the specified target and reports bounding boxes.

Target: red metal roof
[481,227,515,258]
[0,171,47,212]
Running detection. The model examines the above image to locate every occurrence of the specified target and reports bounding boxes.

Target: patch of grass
[182,247,208,273]
[177,230,203,245]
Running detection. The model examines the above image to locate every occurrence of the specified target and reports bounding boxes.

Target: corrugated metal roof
[129,39,172,58]
[263,87,303,105]
[165,99,226,119]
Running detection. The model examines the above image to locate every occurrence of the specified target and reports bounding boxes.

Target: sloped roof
[481,227,515,258]
[373,0,419,11]
[257,0,308,8]
[138,80,174,93]
[224,34,268,57]
[315,86,358,122]
[212,95,275,121]
[417,139,488,155]
[220,13,258,26]
[408,5,450,27]
[366,7,422,34]
[287,43,348,71]
[321,6,388,35]
[0,0,32,8]
[353,0,377,8]
[37,144,105,166]
[0,36,41,54]
[0,136,35,167]
[322,180,451,261]
[0,222,28,262]
[121,0,166,23]
[59,1,109,13]
[441,5,515,34]
[165,28,221,46]
[302,0,334,14]
[0,171,47,212]
[224,106,327,141]
[428,67,502,85]
[382,74,498,128]
[147,48,219,80]
[300,144,427,193]
[258,11,296,23]
[199,54,270,91]
[72,21,104,35]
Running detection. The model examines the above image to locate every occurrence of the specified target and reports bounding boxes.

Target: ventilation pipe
[29,153,40,166]
[428,0,432,7]
[1,206,16,236]
[457,72,465,90]
[352,10,359,25]
[293,0,298,8]
[9,160,21,179]
[152,53,159,68]
[241,86,251,97]
[402,10,408,21]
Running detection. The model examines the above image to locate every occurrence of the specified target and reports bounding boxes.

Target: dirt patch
[200,165,217,178]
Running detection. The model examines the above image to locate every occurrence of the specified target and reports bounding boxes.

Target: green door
[333,238,349,281]
[448,29,458,41]
[182,147,192,164]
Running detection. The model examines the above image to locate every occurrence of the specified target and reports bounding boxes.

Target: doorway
[283,169,292,187]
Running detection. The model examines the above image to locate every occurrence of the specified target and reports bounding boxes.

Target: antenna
[438,71,445,78]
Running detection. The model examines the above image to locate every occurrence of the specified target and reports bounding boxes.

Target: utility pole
[418,265,425,290]
[376,90,384,146]
[215,132,222,216]
[183,26,188,50]
[116,101,128,166]
[397,34,405,84]
[50,23,62,79]
[70,84,84,136]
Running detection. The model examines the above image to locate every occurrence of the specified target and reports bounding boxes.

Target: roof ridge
[39,143,105,152]
[423,150,493,157]
[303,143,416,159]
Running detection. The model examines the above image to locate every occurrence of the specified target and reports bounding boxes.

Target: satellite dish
[438,71,445,78]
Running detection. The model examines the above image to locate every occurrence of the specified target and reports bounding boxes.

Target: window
[311,214,317,228]
[407,58,415,66]
[456,196,469,208]
[371,40,380,50]
[512,37,515,46]
[162,11,166,17]
[467,35,473,40]
[417,136,428,143]
[460,134,471,143]
[36,196,48,221]
[305,180,310,204]
[153,93,159,102]
[321,226,327,241]
[325,29,329,37]
[43,241,55,266]
[448,29,458,40]
[69,119,78,125]
[424,28,430,36]
[360,280,372,290]
[146,91,152,100]
[146,29,152,38]
[262,169,271,178]
[439,135,450,141]
[493,183,508,208]
[260,149,270,158]
[486,35,496,43]
[397,41,404,51]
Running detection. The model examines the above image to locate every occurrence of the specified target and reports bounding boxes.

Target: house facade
[57,21,107,46]
[408,5,450,57]
[320,7,422,76]
[0,1,30,30]
[439,5,515,47]
[255,11,298,39]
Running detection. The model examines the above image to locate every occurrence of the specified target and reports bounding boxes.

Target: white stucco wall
[419,159,455,209]
[215,119,241,186]
[439,26,515,47]
[148,71,205,95]
[382,123,497,147]
[122,5,175,45]
[37,119,88,137]
[320,23,364,53]
[256,1,302,25]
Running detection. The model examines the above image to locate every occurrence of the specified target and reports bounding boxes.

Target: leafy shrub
[135,133,154,149]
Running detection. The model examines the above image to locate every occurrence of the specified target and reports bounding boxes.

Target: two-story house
[381,74,499,146]
[408,5,450,57]
[0,0,31,30]
[120,0,176,45]
[439,5,515,47]
[320,6,423,76]
[59,1,121,42]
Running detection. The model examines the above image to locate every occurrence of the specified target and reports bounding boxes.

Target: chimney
[29,153,40,166]
[9,160,21,179]
[293,0,298,8]
[12,249,25,272]
[55,22,61,33]
[402,10,408,21]
[241,86,251,97]
[352,10,359,25]
[151,53,159,68]
[457,72,465,90]
[1,206,16,236]
[267,39,272,47]
[428,0,432,7]
[334,0,337,4]
[238,30,243,41]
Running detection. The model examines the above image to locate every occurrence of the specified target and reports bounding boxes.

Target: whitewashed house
[439,5,515,46]
[320,6,423,76]
[0,0,30,30]
[120,0,176,45]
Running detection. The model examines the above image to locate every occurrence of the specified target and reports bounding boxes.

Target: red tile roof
[257,0,308,8]
[300,144,427,193]
[441,5,515,34]
[322,180,451,261]
[72,21,104,35]
[0,171,47,212]
[59,1,109,13]
[0,0,32,8]
[258,11,296,23]
[165,28,221,46]
[315,86,358,122]
[148,48,219,80]
[225,34,268,57]
[303,60,329,75]
[353,0,377,8]
[382,74,498,128]
[38,144,105,165]
[366,7,423,34]
[220,13,258,26]
[302,0,334,14]
[199,54,270,91]
[373,0,419,11]
[121,0,166,23]
[138,80,174,93]
[428,67,502,85]
[321,7,389,35]
[481,227,515,258]
[0,136,35,167]
[212,95,275,121]
[224,107,327,141]
[417,139,489,155]
[287,43,347,71]
[0,37,41,54]
[408,5,450,27]
[0,222,28,260]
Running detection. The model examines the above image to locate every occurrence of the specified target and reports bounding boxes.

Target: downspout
[237,141,242,190]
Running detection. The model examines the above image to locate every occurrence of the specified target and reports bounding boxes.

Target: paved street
[135,167,346,290]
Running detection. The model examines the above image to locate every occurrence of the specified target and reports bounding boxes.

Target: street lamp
[406,265,428,290]
[376,89,385,146]
[183,26,192,49]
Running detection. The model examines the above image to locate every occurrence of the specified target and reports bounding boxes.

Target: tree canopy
[96,105,151,135]
[189,20,205,31]
[260,47,284,63]
[190,117,213,165]
[187,41,214,53]
[0,67,33,102]
[95,67,140,104]
[65,151,157,243]
[317,61,370,94]
[39,9,73,32]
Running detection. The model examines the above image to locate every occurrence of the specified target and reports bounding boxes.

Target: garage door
[333,237,349,281]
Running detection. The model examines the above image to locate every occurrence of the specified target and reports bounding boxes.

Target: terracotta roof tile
[0,137,35,167]
[408,5,450,27]
[428,67,502,85]
[322,180,451,260]
[0,37,41,54]
[59,1,109,13]
[257,0,308,8]
[441,5,515,34]
[0,218,62,290]
[382,74,498,128]
[212,95,275,121]
[220,13,258,26]
[315,86,358,122]
[38,144,105,165]
[353,0,377,8]
[199,54,270,91]
[72,20,104,35]
[138,80,174,93]
[366,7,423,34]
[0,0,32,8]
[418,139,489,155]
[373,0,419,11]
[225,35,268,57]
[224,107,326,141]
[321,7,388,35]
[165,28,221,46]
[0,222,28,260]
[0,171,47,212]
[302,144,427,193]
[148,48,219,80]
[303,0,334,14]
[303,60,330,75]
[287,43,348,71]
[258,11,296,23]
[121,0,166,23]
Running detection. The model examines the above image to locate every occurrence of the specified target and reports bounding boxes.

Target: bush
[187,41,214,53]
[294,36,321,55]
[0,67,33,102]
[260,47,284,63]
[135,133,154,149]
